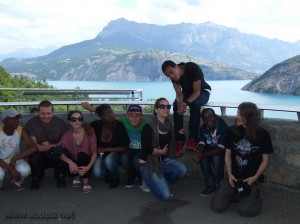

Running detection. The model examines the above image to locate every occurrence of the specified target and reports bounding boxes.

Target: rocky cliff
[242,55,300,95]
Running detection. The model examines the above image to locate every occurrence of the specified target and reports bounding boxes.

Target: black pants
[68,152,92,179]
[29,150,69,180]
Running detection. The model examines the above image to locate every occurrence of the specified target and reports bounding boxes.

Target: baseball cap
[127,105,142,114]
[234,179,251,197]
[2,109,22,120]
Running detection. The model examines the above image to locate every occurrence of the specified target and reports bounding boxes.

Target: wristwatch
[184,99,190,106]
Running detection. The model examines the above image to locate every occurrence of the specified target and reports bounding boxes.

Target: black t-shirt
[226,126,274,179]
[90,120,130,151]
[172,62,211,96]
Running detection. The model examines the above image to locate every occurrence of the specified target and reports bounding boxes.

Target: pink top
[60,129,97,160]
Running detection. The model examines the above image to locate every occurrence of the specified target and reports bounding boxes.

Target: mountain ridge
[1,18,299,84]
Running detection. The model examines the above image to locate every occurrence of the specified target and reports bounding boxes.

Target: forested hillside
[0,66,51,103]
[242,55,300,95]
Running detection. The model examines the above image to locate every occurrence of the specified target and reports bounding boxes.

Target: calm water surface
[48,80,300,120]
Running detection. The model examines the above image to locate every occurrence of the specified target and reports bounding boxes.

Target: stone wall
[142,114,300,189]
[4,112,300,189]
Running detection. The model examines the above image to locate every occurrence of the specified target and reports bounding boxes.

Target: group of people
[0,60,273,217]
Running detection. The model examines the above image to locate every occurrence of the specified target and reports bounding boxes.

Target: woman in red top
[60,110,97,193]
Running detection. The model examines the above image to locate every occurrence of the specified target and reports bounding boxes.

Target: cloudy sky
[1,0,300,54]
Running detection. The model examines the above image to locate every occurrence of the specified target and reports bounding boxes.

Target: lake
[48,80,300,120]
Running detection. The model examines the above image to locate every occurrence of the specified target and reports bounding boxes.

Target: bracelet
[183,99,190,106]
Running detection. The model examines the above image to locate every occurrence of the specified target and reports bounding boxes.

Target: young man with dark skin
[162,60,211,157]
[0,109,37,191]
[193,108,228,196]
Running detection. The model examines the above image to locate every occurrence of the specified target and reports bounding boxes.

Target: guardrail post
[260,109,265,119]
[220,107,226,116]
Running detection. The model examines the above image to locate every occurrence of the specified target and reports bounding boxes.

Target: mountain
[242,55,300,95]
[2,18,300,81]
[97,18,300,73]
[0,46,57,61]
[0,49,257,81]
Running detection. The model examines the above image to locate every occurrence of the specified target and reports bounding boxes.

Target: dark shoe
[109,178,120,189]
[104,176,110,184]
[30,177,41,190]
[185,139,197,152]
[0,180,3,191]
[200,187,215,196]
[175,140,186,158]
[125,177,138,188]
[57,175,66,188]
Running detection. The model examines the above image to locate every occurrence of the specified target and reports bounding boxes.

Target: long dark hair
[67,110,83,121]
[237,102,261,143]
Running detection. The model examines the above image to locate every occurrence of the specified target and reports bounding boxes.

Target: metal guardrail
[0,88,143,101]
[0,100,299,122]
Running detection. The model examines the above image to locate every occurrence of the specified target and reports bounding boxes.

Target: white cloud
[0,0,300,53]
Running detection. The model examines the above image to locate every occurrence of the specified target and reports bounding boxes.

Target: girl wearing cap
[139,98,187,200]
[59,110,97,193]
[81,102,148,189]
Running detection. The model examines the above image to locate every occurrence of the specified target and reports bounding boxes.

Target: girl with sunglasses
[59,110,97,193]
[139,98,187,200]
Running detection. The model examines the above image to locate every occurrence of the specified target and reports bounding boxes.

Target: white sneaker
[139,180,151,193]
[11,179,25,191]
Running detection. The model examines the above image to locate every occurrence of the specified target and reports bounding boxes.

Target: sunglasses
[70,117,84,122]
[158,104,172,110]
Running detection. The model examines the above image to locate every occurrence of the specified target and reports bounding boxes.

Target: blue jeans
[173,90,210,140]
[120,150,140,181]
[93,152,122,179]
[200,153,224,190]
[139,157,187,200]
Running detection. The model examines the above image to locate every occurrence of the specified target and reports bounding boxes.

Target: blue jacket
[198,116,229,151]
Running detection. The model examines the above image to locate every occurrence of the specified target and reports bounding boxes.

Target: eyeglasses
[70,117,83,122]
[158,104,172,110]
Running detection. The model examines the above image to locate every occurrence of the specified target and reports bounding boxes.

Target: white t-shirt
[0,126,22,163]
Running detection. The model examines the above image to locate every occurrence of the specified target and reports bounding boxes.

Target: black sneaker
[200,187,215,196]
[30,177,41,190]
[109,178,120,189]
[125,177,138,188]
[57,175,66,188]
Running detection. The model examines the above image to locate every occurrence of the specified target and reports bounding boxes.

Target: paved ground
[1,173,299,224]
